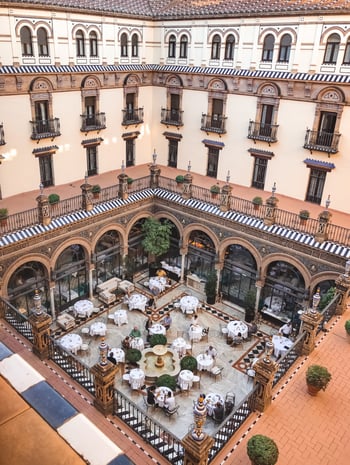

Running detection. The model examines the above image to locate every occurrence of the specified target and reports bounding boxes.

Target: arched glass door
[186,231,216,280]
[94,230,122,288]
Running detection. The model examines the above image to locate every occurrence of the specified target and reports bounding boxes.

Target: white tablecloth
[189,325,203,341]
[205,393,224,416]
[130,337,144,350]
[90,322,107,336]
[155,386,173,407]
[110,347,125,363]
[227,320,248,339]
[128,294,148,312]
[272,335,293,358]
[180,296,199,314]
[74,300,93,318]
[178,370,194,389]
[129,368,145,389]
[171,337,188,356]
[113,309,128,326]
[196,353,214,371]
[149,276,167,294]
[149,324,166,335]
[59,334,82,354]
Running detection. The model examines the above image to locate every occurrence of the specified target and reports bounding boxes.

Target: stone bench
[57,312,75,330]
[118,280,135,294]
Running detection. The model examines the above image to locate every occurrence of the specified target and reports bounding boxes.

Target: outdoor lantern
[312,288,321,313]
[188,160,191,172]
[152,149,157,164]
[121,160,125,173]
[263,339,274,364]
[32,289,43,316]
[226,170,230,183]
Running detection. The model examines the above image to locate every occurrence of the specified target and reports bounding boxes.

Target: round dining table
[171,337,188,356]
[189,324,203,342]
[205,393,224,416]
[128,294,148,312]
[58,333,82,355]
[129,368,145,390]
[149,323,166,335]
[149,276,167,294]
[196,353,214,371]
[113,309,128,326]
[90,322,107,336]
[73,299,94,318]
[180,295,199,314]
[178,370,194,390]
[227,320,248,339]
[155,386,173,407]
[109,347,125,363]
[272,335,293,358]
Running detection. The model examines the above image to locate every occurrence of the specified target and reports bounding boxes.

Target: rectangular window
[39,155,53,187]
[207,147,219,177]
[87,146,97,176]
[168,139,178,167]
[252,157,267,189]
[306,168,326,204]
[126,139,135,167]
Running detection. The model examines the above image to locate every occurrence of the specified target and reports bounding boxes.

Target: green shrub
[149,334,167,347]
[306,364,331,391]
[175,175,185,183]
[299,209,310,220]
[125,348,142,364]
[0,208,8,219]
[345,320,350,335]
[48,193,60,204]
[180,355,197,373]
[252,196,263,206]
[247,434,279,465]
[91,184,101,193]
[210,184,220,194]
[155,374,177,391]
[127,177,133,185]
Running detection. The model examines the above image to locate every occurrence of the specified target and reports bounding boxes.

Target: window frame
[224,34,235,60]
[86,145,98,176]
[305,168,327,205]
[76,29,85,57]
[168,35,176,58]
[278,34,291,62]
[251,157,268,190]
[262,34,275,62]
[179,35,188,59]
[37,27,49,56]
[89,31,98,57]
[120,33,128,57]
[131,34,139,57]
[323,33,340,65]
[20,26,33,56]
[211,34,221,60]
[39,154,54,187]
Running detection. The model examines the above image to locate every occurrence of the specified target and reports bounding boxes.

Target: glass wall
[186,231,216,279]
[94,230,122,287]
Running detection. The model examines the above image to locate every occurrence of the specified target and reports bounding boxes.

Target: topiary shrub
[125,348,142,365]
[155,374,177,391]
[48,193,60,205]
[175,174,185,184]
[149,333,167,347]
[247,434,279,465]
[180,355,197,373]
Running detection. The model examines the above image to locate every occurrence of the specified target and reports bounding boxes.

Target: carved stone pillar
[335,263,350,315]
[263,195,278,226]
[315,209,332,243]
[149,152,161,188]
[118,172,129,200]
[91,338,119,416]
[182,433,214,465]
[255,279,264,312]
[220,183,232,212]
[29,291,52,360]
[81,177,93,211]
[252,346,278,412]
[182,172,193,200]
[299,310,323,355]
[36,188,51,226]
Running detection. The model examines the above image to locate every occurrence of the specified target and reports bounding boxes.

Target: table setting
[180,295,199,314]
[155,386,173,407]
[227,320,248,339]
[129,368,145,390]
[73,299,94,318]
[171,337,188,357]
[178,369,194,390]
[149,323,166,335]
[90,321,107,336]
[130,337,144,350]
[113,309,128,326]
[272,335,293,358]
[196,353,214,371]
[58,333,82,355]
[189,324,203,342]
[205,393,224,416]
[128,293,148,312]
[149,276,167,294]
[109,347,125,363]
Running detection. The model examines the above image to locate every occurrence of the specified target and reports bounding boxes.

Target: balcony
[200,113,227,134]
[247,120,279,144]
[80,112,106,133]
[122,108,144,126]
[0,123,5,146]
[160,108,184,127]
[304,129,340,154]
[30,118,61,141]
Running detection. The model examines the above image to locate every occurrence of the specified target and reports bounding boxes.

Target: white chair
[192,375,201,389]
[80,343,90,353]
[81,327,90,336]
[122,373,130,385]
[210,366,224,381]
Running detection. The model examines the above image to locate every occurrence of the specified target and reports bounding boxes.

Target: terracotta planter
[307,383,321,396]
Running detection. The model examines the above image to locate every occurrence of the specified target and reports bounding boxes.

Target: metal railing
[122,108,144,125]
[80,112,106,132]
[200,113,227,134]
[160,108,184,126]
[248,120,279,143]
[114,389,184,464]
[30,118,61,140]
[304,129,341,154]
[0,298,34,342]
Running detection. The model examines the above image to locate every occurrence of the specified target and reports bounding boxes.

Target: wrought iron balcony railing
[80,112,106,132]
[160,108,184,126]
[247,120,279,143]
[30,118,61,140]
[200,113,227,134]
[304,129,341,154]
[0,123,5,146]
[122,108,144,126]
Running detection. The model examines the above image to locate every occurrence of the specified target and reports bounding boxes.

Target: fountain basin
[140,346,181,383]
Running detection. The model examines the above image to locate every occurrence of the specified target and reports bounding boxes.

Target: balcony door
[35,101,49,133]
[85,96,96,126]
[260,104,273,137]
[39,155,53,187]
[211,99,223,128]
[126,94,135,119]
[317,112,336,146]
[126,138,135,167]
[170,94,180,122]
[207,147,219,178]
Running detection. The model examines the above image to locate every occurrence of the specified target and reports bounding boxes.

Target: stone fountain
[139,344,181,383]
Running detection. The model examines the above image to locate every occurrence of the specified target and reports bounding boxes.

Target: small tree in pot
[155,374,177,391]
[205,270,217,305]
[180,355,197,373]
[306,364,331,396]
[247,434,279,465]
[142,217,173,268]
[125,348,142,366]
[149,333,167,347]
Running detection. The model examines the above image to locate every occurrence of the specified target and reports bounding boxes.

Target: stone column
[36,184,51,226]
[81,175,93,212]
[252,340,278,412]
[180,248,187,284]
[29,290,52,360]
[49,284,56,320]
[255,279,264,312]
[264,196,278,226]
[118,168,129,200]
[182,171,193,200]
[315,209,332,243]
[220,171,232,212]
[299,309,323,355]
[149,150,161,188]
[91,338,119,416]
[335,261,350,315]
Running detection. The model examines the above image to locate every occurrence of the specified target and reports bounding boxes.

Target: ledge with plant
[210,184,220,197]
[91,184,101,198]
[48,193,60,205]
[306,364,331,396]
[252,196,263,210]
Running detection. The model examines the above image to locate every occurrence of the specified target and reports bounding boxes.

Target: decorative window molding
[32,145,59,157]
[81,137,103,147]
[202,139,225,149]
[122,131,140,140]
[248,148,274,159]
[163,131,182,141]
[303,158,335,171]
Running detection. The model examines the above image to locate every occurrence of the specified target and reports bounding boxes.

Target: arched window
[121,32,128,57]
[168,34,176,58]
[131,34,139,57]
[343,38,350,65]
[89,31,98,57]
[323,33,340,64]
[179,35,188,58]
[37,27,49,56]
[211,34,221,60]
[262,34,274,62]
[278,34,291,62]
[224,34,235,60]
[76,29,85,57]
[20,26,33,56]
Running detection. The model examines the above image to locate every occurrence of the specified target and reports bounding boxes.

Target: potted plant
[344,320,350,342]
[306,364,331,396]
[247,434,279,465]
[125,348,142,366]
[299,209,310,225]
[180,355,198,373]
[252,196,263,210]
[127,177,133,185]
[149,333,167,347]
[91,184,101,198]
[0,207,8,226]
[175,174,185,184]
[155,374,177,391]
[210,184,220,198]
[205,269,217,305]
[48,193,60,205]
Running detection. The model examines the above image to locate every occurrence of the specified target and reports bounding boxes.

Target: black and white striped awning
[1,64,350,84]
[1,188,349,259]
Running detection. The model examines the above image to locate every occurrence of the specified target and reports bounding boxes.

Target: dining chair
[210,366,224,381]
[164,405,179,417]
